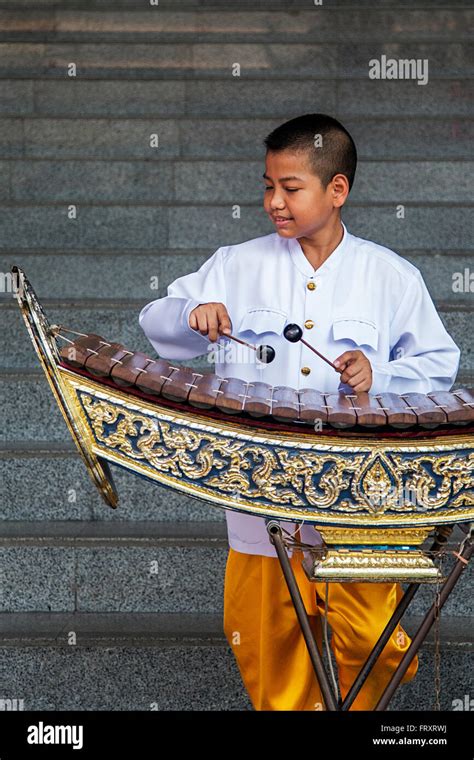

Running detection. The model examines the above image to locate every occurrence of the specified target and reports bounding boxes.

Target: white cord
[286,519,305,540]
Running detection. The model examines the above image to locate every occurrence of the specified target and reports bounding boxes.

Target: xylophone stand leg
[375,527,473,711]
[266,521,338,711]
[267,521,472,712]
[341,525,455,711]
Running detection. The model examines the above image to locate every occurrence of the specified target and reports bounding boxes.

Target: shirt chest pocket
[237,307,288,337]
[332,316,379,351]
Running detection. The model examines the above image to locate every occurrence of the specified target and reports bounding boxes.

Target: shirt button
[304,319,314,329]
[301,366,311,376]
[307,282,316,291]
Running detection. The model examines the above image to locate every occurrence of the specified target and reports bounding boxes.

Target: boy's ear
[331,173,350,207]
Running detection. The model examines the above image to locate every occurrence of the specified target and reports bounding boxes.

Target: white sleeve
[370,270,461,394]
[138,247,227,360]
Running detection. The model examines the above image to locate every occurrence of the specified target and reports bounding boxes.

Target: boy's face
[263,149,346,239]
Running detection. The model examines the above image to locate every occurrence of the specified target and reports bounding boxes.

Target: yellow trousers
[223,546,418,711]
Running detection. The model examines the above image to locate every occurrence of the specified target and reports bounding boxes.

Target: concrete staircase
[0,1,472,711]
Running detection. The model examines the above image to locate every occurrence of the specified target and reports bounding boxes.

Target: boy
[139,114,460,710]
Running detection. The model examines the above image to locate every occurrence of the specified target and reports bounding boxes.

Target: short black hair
[263,113,357,191]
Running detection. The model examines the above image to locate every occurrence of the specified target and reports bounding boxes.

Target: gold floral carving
[79,392,474,519]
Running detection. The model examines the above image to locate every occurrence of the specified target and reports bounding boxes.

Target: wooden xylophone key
[346,392,387,427]
[297,389,329,426]
[399,392,446,428]
[188,373,225,409]
[427,390,474,425]
[324,392,358,428]
[451,388,474,423]
[215,377,248,415]
[84,342,129,377]
[161,367,200,402]
[271,386,300,423]
[243,381,274,418]
[59,334,105,368]
[135,358,174,396]
[374,392,417,428]
[110,351,151,387]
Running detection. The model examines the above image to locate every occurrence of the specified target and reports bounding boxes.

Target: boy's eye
[264,186,299,192]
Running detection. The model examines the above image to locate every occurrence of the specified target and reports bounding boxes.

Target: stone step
[0,204,471,251]
[0,117,472,161]
[0,79,471,119]
[0,520,228,542]
[0,0,470,7]
[0,447,226,523]
[2,611,470,648]
[0,5,471,45]
[0,521,471,618]
[0,522,229,615]
[1,248,473,302]
[0,611,470,710]
[0,610,249,711]
[0,160,472,204]
[0,42,471,79]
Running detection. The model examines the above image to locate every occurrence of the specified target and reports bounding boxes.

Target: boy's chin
[274,226,297,237]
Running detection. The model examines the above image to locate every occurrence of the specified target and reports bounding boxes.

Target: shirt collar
[287,221,349,278]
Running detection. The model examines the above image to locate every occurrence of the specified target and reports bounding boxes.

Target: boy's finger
[334,351,354,368]
[196,312,209,335]
[216,304,232,335]
[353,379,371,392]
[346,368,366,387]
[340,363,361,382]
[339,361,356,379]
[207,311,220,342]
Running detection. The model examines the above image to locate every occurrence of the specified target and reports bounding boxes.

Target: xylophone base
[300,525,443,583]
[302,548,441,583]
[298,525,452,584]
[266,521,472,712]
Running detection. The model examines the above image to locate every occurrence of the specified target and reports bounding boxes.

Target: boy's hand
[333,350,373,392]
[189,302,232,343]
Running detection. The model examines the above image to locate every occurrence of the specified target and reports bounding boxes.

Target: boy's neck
[297,217,344,272]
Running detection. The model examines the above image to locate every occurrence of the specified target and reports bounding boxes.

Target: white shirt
[138,221,461,557]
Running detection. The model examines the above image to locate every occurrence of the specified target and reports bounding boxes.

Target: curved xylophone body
[12,266,474,582]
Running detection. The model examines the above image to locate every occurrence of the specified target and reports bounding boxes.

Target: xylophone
[11,265,474,711]
[11,266,474,584]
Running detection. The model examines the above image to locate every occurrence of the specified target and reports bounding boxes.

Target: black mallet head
[283,323,303,343]
[256,344,275,364]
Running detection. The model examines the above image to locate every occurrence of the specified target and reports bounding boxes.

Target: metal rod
[375,531,473,711]
[341,584,419,710]
[341,526,454,711]
[267,522,338,711]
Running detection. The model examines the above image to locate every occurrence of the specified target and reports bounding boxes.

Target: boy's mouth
[273,215,293,228]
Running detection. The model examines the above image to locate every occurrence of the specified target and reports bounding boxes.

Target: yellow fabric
[223,546,418,711]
